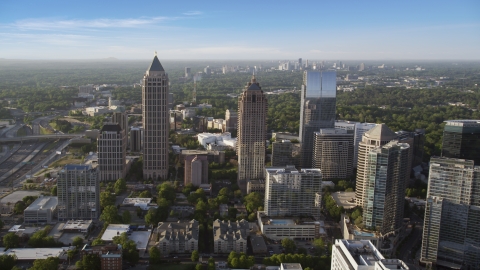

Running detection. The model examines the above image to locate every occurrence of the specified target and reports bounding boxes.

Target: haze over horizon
[0,0,479,60]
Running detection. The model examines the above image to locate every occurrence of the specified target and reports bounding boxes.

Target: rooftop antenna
[154,51,157,56]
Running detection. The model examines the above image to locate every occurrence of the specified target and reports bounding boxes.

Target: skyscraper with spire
[142,53,169,180]
[237,75,267,194]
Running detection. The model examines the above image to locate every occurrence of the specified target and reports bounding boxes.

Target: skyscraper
[237,75,267,194]
[312,128,354,180]
[441,120,480,164]
[271,140,294,167]
[129,127,142,152]
[335,120,376,167]
[363,141,410,236]
[98,123,126,181]
[225,109,237,132]
[57,164,99,220]
[112,111,128,153]
[184,155,208,186]
[420,157,480,268]
[355,124,397,206]
[299,70,337,168]
[264,166,322,220]
[142,53,169,180]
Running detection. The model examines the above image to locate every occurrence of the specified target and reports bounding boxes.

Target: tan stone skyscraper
[355,124,397,206]
[142,53,169,180]
[237,75,267,194]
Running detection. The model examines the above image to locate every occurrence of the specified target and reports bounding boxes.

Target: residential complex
[98,123,126,181]
[154,220,199,254]
[299,70,336,168]
[312,128,354,180]
[213,219,248,253]
[237,75,267,194]
[264,166,322,220]
[355,124,397,206]
[57,164,99,220]
[142,54,169,180]
[362,141,410,236]
[331,239,409,270]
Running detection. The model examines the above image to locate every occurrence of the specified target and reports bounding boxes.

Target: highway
[0,134,83,142]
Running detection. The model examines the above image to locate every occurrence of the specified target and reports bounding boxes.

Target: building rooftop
[281,263,303,270]
[62,220,93,231]
[122,198,152,205]
[24,196,58,211]
[0,247,71,261]
[64,164,92,171]
[155,219,199,242]
[148,55,165,72]
[101,123,122,133]
[250,235,268,253]
[331,191,356,209]
[364,124,396,140]
[101,224,130,241]
[129,231,151,250]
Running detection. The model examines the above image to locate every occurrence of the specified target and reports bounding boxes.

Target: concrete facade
[98,123,126,181]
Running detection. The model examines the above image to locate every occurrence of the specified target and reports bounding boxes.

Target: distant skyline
[0,1,479,60]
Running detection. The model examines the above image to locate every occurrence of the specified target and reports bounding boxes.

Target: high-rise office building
[271,140,294,167]
[225,109,237,132]
[185,67,191,78]
[335,121,376,167]
[396,129,426,168]
[112,111,128,152]
[130,127,142,152]
[184,155,208,186]
[299,70,337,168]
[312,129,354,180]
[142,53,169,180]
[363,141,410,236]
[355,124,397,206]
[237,75,267,194]
[331,239,409,270]
[57,164,99,220]
[441,120,480,164]
[98,123,126,181]
[420,157,480,268]
[264,166,322,220]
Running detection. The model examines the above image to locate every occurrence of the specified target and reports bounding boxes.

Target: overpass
[0,134,83,142]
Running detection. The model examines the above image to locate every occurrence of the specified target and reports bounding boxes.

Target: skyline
[0,1,479,60]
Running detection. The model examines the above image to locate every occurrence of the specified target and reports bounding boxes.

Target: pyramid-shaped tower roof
[148,55,165,72]
[365,124,397,140]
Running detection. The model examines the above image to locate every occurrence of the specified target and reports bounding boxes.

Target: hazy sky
[0,0,479,60]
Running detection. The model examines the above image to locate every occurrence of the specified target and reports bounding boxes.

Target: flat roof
[0,247,70,261]
[250,235,267,253]
[129,231,151,250]
[0,190,42,204]
[281,263,303,269]
[63,220,93,231]
[122,198,152,205]
[24,196,58,211]
[331,191,356,209]
[101,224,130,241]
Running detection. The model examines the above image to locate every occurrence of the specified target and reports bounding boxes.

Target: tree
[50,186,57,196]
[30,257,60,270]
[208,257,215,270]
[3,233,19,249]
[75,254,101,270]
[191,250,199,262]
[297,247,307,255]
[67,249,75,265]
[281,238,296,253]
[114,178,127,194]
[100,191,115,208]
[113,233,139,264]
[122,210,132,224]
[13,201,26,214]
[243,192,263,213]
[0,254,16,270]
[72,236,84,248]
[91,238,104,246]
[195,264,203,270]
[157,183,176,203]
[100,205,121,224]
[149,246,162,264]
[138,190,152,198]
[312,238,326,256]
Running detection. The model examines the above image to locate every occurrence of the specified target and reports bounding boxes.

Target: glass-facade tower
[299,71,336,168]
[441,120,480,164]
[421,157,480,268]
